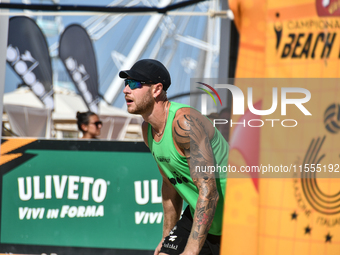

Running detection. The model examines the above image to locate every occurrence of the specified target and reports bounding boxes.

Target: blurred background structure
[1,0,235,140]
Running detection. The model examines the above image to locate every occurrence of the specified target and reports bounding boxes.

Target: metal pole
[217,0,232,113]
[203,0,217,79]
[0,0,10,144]
[202,0,219,115]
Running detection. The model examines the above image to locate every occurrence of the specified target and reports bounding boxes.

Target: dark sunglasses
[89,121,102,127]
[124,79,150,90]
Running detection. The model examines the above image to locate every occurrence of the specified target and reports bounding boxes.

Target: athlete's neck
[143,100,170,133]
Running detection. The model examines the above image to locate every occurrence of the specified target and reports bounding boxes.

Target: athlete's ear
[152,82,163,99]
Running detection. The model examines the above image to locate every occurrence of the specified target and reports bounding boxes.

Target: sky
[4,0,220,109]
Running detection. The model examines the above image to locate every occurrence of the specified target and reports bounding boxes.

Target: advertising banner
[59,24,100,113]
[229,0,340,79]
[0,138,162,254]
[6,16,54,109]
[193,77,340,255]
[267,0,340,77]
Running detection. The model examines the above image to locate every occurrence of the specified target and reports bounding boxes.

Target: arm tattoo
[173,112,219,250]
[174,114,213,169]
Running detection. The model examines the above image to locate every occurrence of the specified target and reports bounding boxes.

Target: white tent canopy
[3,87,142,140]
[4,104,52,138]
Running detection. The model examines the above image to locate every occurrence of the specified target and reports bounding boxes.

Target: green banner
[0,138,162,253]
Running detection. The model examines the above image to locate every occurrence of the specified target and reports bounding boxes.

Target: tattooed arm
[173,109,219,255]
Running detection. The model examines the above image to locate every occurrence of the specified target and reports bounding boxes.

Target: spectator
[76,111,102,139]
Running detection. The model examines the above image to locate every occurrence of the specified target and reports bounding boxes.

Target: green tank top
[147,101,229,235]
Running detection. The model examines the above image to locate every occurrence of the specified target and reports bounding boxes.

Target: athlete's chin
[127,106,142,115]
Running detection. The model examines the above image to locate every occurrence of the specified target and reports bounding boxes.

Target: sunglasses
[89,121,103,127]
[124,79,151,90]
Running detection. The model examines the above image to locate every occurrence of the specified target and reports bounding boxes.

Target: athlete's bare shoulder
[172,107,191,151]
[172,107,215,142]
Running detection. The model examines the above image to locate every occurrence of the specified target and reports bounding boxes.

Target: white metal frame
[1,0,233,110]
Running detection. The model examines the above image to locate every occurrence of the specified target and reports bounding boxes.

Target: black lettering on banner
[311,33,324,58]
[279,32,338,59]
[300,33,313,58]
[321,33,336,58]
[281,33,295,58]
[292,33,304,58]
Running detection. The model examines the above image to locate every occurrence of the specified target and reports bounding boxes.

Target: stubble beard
[128,89,154,115]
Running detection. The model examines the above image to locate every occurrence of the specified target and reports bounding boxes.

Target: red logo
[316,0,340,16]
[196,82,222,106]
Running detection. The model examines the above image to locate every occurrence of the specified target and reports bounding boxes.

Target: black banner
[59,24,100,113]
[6,16,54,109]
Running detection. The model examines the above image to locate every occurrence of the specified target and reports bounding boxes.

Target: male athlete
[120,59,228,255]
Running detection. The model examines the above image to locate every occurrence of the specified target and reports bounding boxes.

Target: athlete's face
[123,79,154,115]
